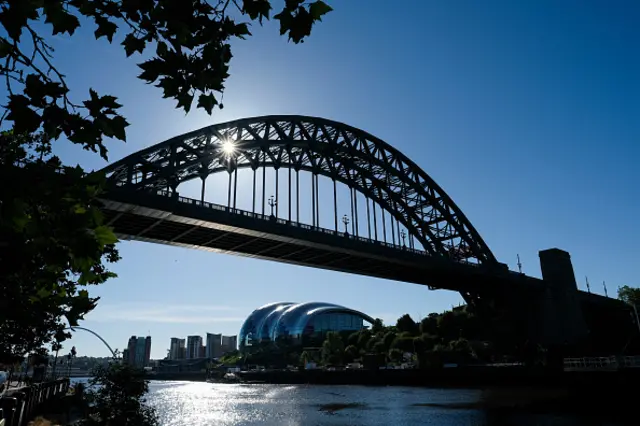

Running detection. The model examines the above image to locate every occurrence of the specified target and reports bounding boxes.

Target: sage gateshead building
[239,302,374,351]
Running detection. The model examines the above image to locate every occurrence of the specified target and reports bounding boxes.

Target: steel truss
[103,115,497,265]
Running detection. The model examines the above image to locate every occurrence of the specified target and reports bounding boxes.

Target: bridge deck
[102,190,534,294]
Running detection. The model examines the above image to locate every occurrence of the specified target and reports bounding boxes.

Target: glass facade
[238,301,373,352]
[239,302,293,350]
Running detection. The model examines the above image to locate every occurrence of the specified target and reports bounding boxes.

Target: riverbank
[237,366,640,388]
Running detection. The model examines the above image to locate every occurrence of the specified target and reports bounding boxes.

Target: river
[73,379,626,425]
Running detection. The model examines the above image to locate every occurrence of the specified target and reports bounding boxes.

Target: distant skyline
[9,1,638,359]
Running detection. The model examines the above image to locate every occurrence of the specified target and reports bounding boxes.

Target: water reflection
[145,381,623,426]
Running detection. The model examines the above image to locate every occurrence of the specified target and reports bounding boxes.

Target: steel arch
[67,326,116,357]
[102,115,496,264]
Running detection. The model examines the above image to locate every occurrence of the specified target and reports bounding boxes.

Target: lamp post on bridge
[400,229,406,247]
[268,195,277,218]
[342,215,350,234]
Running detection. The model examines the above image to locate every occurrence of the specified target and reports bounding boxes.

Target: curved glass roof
[238,302,293,349]
[239,301,372,350]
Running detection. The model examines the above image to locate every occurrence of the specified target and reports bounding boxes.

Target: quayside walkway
[1,379,69,426]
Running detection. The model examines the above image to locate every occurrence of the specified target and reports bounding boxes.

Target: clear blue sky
[20,1,640,359]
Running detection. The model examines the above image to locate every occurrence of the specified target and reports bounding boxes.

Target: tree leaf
[242,0,272,23]
[94,16,118,42]
[6,95,42,134]
[137,58,164,83]
[176,91,194,113]
[36,288,51,299]
[232,22,252,39]
[94,225,119,246]
[110,115,129,142]
[44,4,81,36]
[122,33,146,57]
[0,38,12,58]
[100,95,122,110]
[309,1,333,20]
[197,93,218,115]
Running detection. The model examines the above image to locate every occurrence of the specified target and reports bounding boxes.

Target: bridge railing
[160,189,440,258]
[563,356,640,371]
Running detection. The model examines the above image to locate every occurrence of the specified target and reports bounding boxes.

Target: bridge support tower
[528,248,589,366]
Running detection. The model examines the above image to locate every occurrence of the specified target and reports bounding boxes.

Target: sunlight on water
[67,379,626,426]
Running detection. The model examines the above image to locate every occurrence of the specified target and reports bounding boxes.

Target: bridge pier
[518,248,590,367]
[536,248,589,346]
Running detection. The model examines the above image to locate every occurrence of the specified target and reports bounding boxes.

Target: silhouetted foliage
[371,318,385,334]
[81,362,157,426]
[419,313,439,335]
[344,345,359,363]
[321,331,344,365]
[618,285,640,306]
[0,131,120,362]
[390,335,414,353]
[382,331,397,351]
[0,0,332,147]
[388,348,403,363]
[396,314,419,335]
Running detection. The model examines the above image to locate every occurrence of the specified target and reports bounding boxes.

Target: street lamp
[268,195,277,217]
[400,229,407,247]
[342,214,350,234]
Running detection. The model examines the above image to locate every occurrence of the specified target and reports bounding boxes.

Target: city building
[124,335,152,367]
[239,302,373,352]
[126,336,136,365]
[206,333,222,359]
[221,335,237,354]
[169,338,186,360]
[186,335,203,359]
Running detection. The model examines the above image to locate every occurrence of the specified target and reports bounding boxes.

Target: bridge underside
[101,190,529,297]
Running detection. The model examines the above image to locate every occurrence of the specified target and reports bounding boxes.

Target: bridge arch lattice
[103,115,496,265]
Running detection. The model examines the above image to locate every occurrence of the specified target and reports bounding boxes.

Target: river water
[72,378,625,425]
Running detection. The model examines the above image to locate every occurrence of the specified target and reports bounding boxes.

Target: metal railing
[147,189,483,268]
[1,379,69,426]
[563,356,640,371]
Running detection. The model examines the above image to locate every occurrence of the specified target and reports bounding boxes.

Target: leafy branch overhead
[0,0,333,160]
[0,131,121,362]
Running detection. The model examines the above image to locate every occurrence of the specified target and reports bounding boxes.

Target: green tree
[382,331,397,351]
[372,341,386,355]
[344,345,359,363]
[396,314,419,335]
[390,336,414,353]
[356,330,372,350]
[81,362,157,426]
[371,318,385,334]
[413,334,438,354]
[388,348,403,363]
[321,332,344,366]
[347,331,360,347]
[437,311,460,342]
[419,313,439,335]
[366,336,380,352]
[618,285,640,306]
[0,0,331,361]
[0,132,120,363]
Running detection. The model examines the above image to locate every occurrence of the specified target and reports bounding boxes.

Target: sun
[221,140,236,155]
